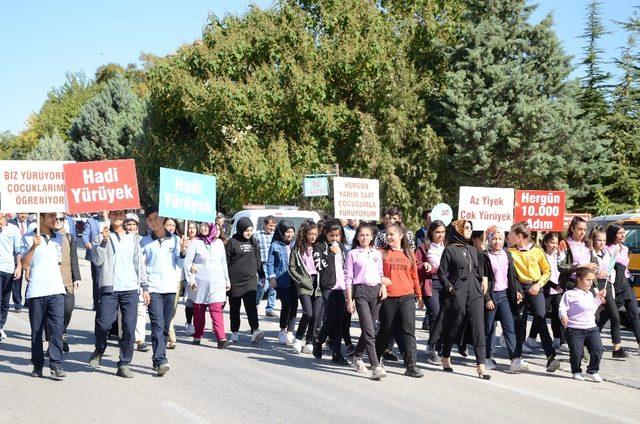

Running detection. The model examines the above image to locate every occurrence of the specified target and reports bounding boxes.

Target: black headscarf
[446,219,471,246]
[233,217,254,242]
[272,220,295,245]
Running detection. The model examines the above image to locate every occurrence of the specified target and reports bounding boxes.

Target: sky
[0,0,637,135]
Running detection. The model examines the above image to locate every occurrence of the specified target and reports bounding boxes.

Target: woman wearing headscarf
[438,220,490,379]
[226,217,265,344]
[267,220,297,345]
[183,222,231,348]
[482,226,523,372]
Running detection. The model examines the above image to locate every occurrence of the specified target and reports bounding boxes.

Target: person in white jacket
[184,222,231,348]
[139,206,184,376]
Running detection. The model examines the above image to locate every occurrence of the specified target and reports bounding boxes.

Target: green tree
[69,75,146,161]
[578,0,611,120]
[141,1,444,223]
[601,10,640,211]
[25,133,73,161]
[433,0,604,210]
[0,131,18,159]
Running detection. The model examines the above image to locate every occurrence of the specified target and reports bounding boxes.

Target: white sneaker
[573,373,585,381]
[371,365,386,380]
[525,337,540,349]
[278,330,288,345]
[250,330,264,344]
[521,344,533,354]
[231,332,239,343]
[485,358,497,370]
[292,339,303,354]
[0,329,6,340]
[186,324,195,336]
[510,358,530,373]
[585,373,603,383]
[302,343,314,354]
[352,358,368,374]
[286,331,295,345]
[559,343,569,352]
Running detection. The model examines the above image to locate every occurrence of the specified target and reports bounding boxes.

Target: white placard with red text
[458,186,514,231]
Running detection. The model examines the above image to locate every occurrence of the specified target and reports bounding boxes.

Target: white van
[229,206,321,235]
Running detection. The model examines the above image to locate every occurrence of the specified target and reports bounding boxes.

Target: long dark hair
[383,222,415,267]
[606,223,624,246]
[295,220,318,255]
[427,220,446,243]
[566,216,587,242]
[541,232,559,254]
[351,222,376,250]
[317,219,343,244]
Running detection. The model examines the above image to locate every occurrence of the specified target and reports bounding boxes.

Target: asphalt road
[1,255,639,424]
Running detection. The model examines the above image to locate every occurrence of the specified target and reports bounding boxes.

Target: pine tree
[25,134,73,161]
[69,75,146,161]
[578,0,611,120]
[434,0,604,210]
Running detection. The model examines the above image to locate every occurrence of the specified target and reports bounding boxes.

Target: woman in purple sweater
[345,223,390,380]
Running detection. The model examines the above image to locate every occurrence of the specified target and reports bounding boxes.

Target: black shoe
[612,348,628,359]
[217,339,232,349]
[345,344,356,358]
[63,341,69,353]
[50,366,67,379]
[331,353,349,366]
[192,339,201,345]
[265,311,276,318]
[405,365,424,378]
[136,342,150,352]
[312,340,323,359]
[458,344,468,357]
[31,366,43,378]
[421,320,429,331]
[382,351,399,362]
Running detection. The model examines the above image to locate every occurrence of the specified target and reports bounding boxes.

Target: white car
[230,207,321,235]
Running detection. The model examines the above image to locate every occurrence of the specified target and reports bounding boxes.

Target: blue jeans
[95,290,138,366]
[29,294,65,368]
[148,292,176,366]
[485,290,517,360]
[256,263,276,312]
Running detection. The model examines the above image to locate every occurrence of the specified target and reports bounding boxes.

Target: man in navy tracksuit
[139,206,184,376]
[89,210,150,378]
[21,212,67,379]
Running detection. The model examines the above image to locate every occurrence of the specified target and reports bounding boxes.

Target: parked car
[229,206,321,236]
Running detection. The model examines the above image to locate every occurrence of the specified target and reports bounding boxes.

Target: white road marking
[163,400,211,424]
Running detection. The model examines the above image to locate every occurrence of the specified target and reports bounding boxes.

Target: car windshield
[257,216,314,232]
[623,224,640,254]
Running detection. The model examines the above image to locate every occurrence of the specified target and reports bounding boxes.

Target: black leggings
[229,290,259,333]
[375,294,418,367]
[277,285,298,332]
[528,292,565,343]
[296,293,323,342]
[595,281,622,345]
[440,281,485,365]
[601,285,640,344]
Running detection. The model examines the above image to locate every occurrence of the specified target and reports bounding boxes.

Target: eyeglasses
[56,218,65,222]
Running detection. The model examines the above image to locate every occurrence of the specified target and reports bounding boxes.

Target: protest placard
[0,160,72,212]
[514,190,565,231]
[159,167,216,222]
[458,186,514,231]
[303,177,329,197]
[63,159,140,214]
[333,177,380,221]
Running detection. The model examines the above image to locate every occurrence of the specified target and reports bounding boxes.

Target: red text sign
[514,190,565,231]
[63,159,140,214]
